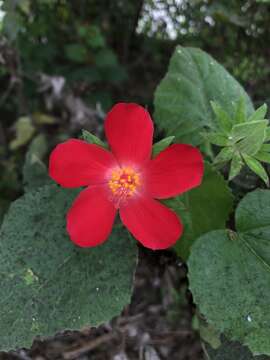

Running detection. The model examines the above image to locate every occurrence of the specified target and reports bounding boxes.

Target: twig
[62,333,116,360]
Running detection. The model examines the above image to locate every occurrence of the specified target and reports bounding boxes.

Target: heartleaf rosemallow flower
[49,103,203,250]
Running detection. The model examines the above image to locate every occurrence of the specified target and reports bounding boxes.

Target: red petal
[146,144,204,199]
[120,195,183,250]
[105,103,153,166]
[49,139,117,188]
[67,186,117,247]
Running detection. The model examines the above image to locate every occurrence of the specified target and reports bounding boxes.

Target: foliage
[1,0,270,356]
[1,0,128,115]
[0,184,137,350]
[154,46,253,146]
[81,129,108,149]
[188,190,270,355]
[23,134,52,191]
[9,116,35,150]
[204,337,269,360]
[209,101,270,184]
[140,0,270,99]
[152,136,175,157]
[165,163,233,260]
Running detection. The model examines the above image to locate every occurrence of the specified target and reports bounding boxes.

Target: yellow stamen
[108,166,141,206]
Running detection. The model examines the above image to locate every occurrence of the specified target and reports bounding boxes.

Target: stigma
[108,166,140,207]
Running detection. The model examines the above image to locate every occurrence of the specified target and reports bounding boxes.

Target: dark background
[0,1,270,359]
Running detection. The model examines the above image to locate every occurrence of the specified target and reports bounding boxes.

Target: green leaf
[234,97,246,123]
[0,185,137,350]
[214,147,234,164]
[231,120,268,143]
[204,338,269,360]
[23,134,52,192]
[81,129,108,149]
[65,44,88,63]
[228,153,244,180]
[207,132,228,146]
[10,116,35,150]
[33,112,56,125]
[210,101,232,133]
[78,25,105,49]
[166,163,233,260]
[17,0,31,14]
[188,189,270,355]
[235,121,268,156]
[254,151,270,164]
[264,128,270,142]
[154,46,254,145]
[198,318,221,350]
[261,144,270,152]
[152,136,175,157]
[242,153,269,185]
[248,104,268,122]
[95,49,118,68]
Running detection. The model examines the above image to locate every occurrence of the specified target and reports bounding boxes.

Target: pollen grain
[108,167,140,206]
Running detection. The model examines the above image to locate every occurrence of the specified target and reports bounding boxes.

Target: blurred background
[1,1,270,358]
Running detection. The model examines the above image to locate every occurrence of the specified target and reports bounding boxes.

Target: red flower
[49,103,203,250]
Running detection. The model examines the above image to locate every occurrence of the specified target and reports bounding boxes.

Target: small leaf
[152,136,175,157]
[228,153,243,180]
[168,163,233,260]
[242,153,269,185]
[254,151,270,164]
[10,117,35,150]
[261,143,270,152]
[81,129,108,148]
[207,132,228,146]
[234,97,246,123]
[248,103,268,122]
[199,138,215,160]
[214,147,234,164]
[33,112,56,125]
[65,44,88,63]
[233,121,268,156]
[95,49,118,68]
[199,319,221,350]
[23,134,52,192]
[210,101,232,133]
[18,0,31,14]
[264,128,270,141]
[231,120,267,143]
[78,25,105,49]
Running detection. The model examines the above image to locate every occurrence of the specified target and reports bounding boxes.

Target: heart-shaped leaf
[154,46,254,145]
[188,189,270,355]
[0,185,137,350]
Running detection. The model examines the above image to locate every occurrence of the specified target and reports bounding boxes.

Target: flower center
[108,167,140,207]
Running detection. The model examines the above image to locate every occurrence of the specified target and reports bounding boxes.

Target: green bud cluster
[207,99,270,185]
